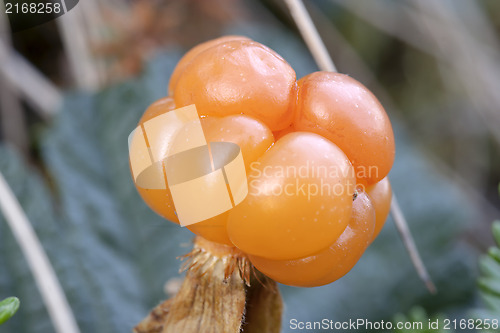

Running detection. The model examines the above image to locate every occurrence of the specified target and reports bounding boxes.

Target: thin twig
[390,195,436,293]
[0,78,29,156]
[0,172,81,333]
[0,6,29,157]
[0,0,61,118]
[0,40,62,118]
[283,0,436,293]
[283,0,337,72]
[78,0,108,83]
[57,0,102,90]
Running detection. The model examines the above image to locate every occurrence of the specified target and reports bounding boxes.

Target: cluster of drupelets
[132,36,395,287]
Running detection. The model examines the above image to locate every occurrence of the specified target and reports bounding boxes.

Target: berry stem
[134,237,282,333]
[284,0,436,294]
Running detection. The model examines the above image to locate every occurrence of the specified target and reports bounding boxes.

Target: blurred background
[0,0,499,332]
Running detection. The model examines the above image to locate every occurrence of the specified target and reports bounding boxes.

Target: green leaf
[489,247,500,263]
[479,277,500,297]
[480,293,500,312]
[472,222,500,328]
[492,221,500,246]
[0,297,20,325]
[480,255,500,278]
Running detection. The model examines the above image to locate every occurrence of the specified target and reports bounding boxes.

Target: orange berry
[168,36,250,95]
[186,213,231,245]
[130,37,397,289]
[249,191,375,287]
[200,115,275,173]
[173,40,297,131]
[227,132,355,260]
[135,184,179,224]
[293,72,395,185]
[366,176,392,241]
[187,115,274,245]
[133,97,179,224]
[138,96,176,124]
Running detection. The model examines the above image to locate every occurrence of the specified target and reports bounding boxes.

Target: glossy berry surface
[187,114,275,245]
[366,176,392,241]
[134,97,179,224]
[293,72,395,185]
[173,40,297,131]
[168,35,250,95]
[248,191,375,286]
[227,132,355,260]
[130,36,396,287]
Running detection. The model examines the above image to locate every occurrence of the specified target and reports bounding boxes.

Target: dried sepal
[180,236,252,285]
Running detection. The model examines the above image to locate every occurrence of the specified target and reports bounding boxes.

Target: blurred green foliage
[0,297,20,325]
[473,221,500,333]
[393,307,451,333]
